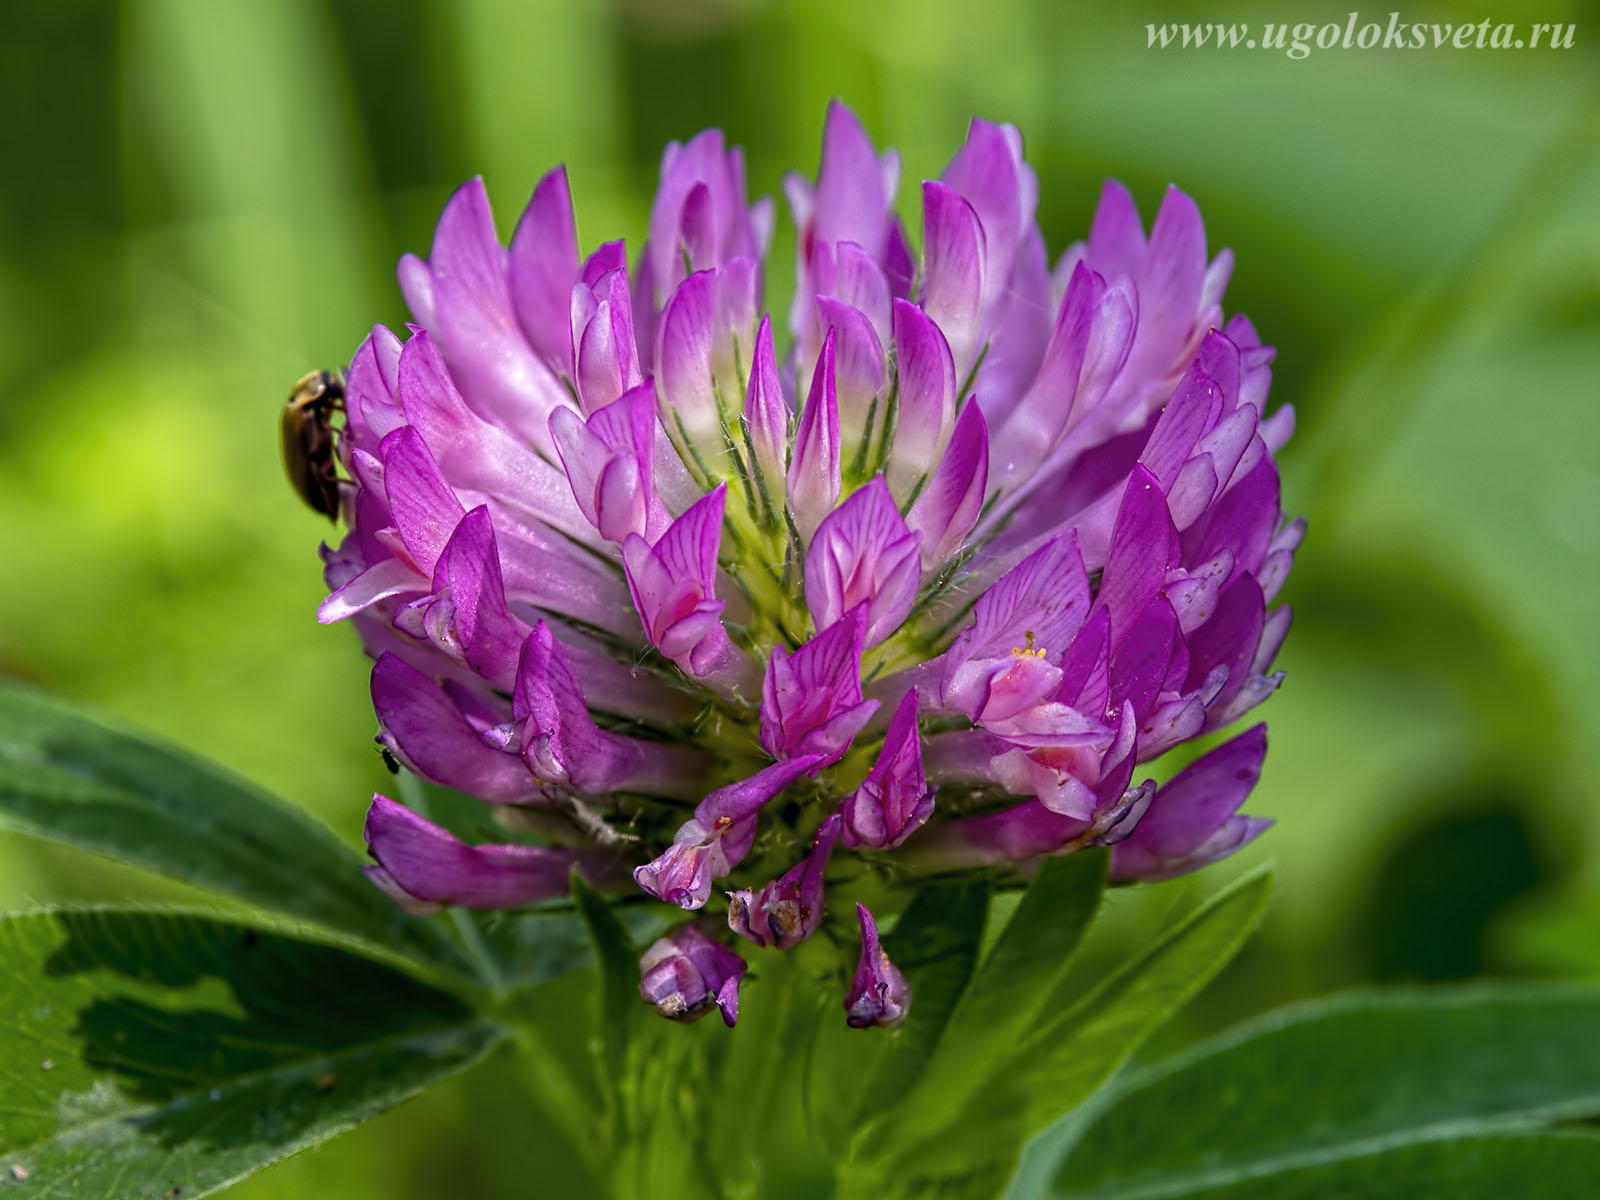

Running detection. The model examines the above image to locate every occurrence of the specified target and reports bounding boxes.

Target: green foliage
[885,851,1109,1149]
[1055,985,1600,1199]
[858,868,1276,1196]
[0,682,467,976]
[0,908,502,1199]
[1069,1133,1600,1200]
[570,870,641,1130]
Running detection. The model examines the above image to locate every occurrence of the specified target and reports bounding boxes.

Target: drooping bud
[639,924,749,1026]
[844,903,911,1028]
[728,812,841,949]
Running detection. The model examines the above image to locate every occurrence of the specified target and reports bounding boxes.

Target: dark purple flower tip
[639,923,749,1026]
[845,903,911,1028]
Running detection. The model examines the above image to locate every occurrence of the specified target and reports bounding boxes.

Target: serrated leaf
[1057,983,1600,1199]
[0,681,465,974]
[0,908,503,1198]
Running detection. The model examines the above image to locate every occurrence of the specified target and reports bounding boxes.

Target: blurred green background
[1,0,1597,1194]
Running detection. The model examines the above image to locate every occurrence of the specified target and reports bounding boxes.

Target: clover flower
[312,101,1299,1026]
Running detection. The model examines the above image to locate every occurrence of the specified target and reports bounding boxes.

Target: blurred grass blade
[0,681,467,974]
[1057,983,1600,1199]
[0,907,503,1199]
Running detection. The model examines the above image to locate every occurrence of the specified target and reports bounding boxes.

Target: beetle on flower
[308,100,1300,1028]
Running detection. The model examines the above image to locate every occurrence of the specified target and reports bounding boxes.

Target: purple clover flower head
[308,100,1300,1030]
[639,923,749,1026]
[845,904,911,1029]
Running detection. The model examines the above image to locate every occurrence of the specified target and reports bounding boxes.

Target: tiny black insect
[280,369,345,520]
[374,735,401,774]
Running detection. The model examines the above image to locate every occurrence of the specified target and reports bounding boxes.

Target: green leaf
[0,681,465,973]
[850,880,991,1143]
[570,870,640,1132]
[0,908,503,1198]
[1071,1132,1600,1200]
[899,867,1274,1187]
[886,851,1110,1151]
[1056,983,1600,1199]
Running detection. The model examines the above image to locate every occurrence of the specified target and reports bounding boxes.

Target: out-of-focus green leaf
[0,908,503,1199]
[1056,984,1600,1199]
[0,681,467,974]
[1060,1133,1600,1200]
[893,868,1274,1191]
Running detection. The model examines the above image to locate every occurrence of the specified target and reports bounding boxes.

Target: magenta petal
[656,270,719,444]
[814,296,886,450]
[1111,724,1269,881]
[889,298,958,498]
[788,328,843,540]
[906,400,989,570]
[509,167,581,373]
[841,690,936,849]
[363,793,604,910]
[370,653,534,803]
[942,534,1091,679]
[805,476,921,647]
[921,180,987,375]
[1098,465,1180,645]
[510,623,642,793]
[622,485,732,676]
[811,98,897,260]
[426,506,527,688]
[379,426,467,577]
[743,314,789,499]
[760,607,878,763]
[1087,180,1145,279]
